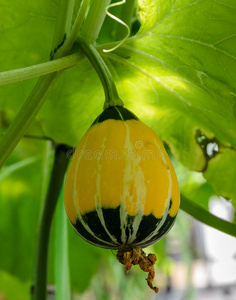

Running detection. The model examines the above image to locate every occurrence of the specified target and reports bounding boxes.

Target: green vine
[50,0,75,59]
[180,195,236,237]
[33,144,72,300]
[78,36,124,109]
[0,52,83,86]
[79,0,112,44]
[53,0,90,59]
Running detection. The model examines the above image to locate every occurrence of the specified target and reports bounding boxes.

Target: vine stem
[50,0,75,59]
[54,0,90,59]
[0,52,83,86]
[79,0,112,44]
[34,144,72,300]
[78,36,124,109]
[180,195,236,237]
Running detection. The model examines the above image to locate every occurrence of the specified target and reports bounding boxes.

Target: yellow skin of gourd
[64,118,180,225]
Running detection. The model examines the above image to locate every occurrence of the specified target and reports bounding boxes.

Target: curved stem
[180,195,236,237]
[78,36,124,109]
[34,144,72,300]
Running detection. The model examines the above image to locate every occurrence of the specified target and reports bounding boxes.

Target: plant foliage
[0,0,235,298]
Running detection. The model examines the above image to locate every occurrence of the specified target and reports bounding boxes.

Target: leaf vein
[213,34,236,46]
[151,33,236,60]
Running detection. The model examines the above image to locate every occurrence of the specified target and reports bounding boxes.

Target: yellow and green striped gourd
[64,106,180,249]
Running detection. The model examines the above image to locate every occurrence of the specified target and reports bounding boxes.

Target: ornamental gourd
[64,106,180,292]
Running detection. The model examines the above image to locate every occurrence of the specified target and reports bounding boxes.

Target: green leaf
[204,147,236,207]
[0,156,38,182]
[138,0,158,33]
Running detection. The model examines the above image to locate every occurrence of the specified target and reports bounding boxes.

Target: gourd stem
[34,144,71,300]
[77,36,124,110]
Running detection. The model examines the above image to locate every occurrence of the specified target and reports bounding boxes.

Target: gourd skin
[64,106,180,249]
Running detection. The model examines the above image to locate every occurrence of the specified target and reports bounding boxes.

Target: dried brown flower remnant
[116,247,159,293]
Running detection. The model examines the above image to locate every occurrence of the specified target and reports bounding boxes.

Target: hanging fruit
[64,105,180,292]
[64,35,180,293]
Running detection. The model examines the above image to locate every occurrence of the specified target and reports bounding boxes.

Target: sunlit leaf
[138,0,158,33]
